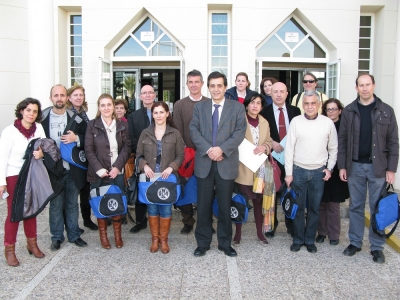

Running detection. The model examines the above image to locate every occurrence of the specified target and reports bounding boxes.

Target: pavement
[1,199,400,300]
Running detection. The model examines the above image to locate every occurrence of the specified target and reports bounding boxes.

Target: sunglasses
[303,80,316,84]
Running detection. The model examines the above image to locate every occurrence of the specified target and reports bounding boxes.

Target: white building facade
[1,0,399,185]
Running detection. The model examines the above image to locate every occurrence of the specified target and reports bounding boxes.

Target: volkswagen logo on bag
[79,150,87,162]
[108,199,119,211]
[157,187,170,201]
[231,206,239,218]
[285,199,290,211]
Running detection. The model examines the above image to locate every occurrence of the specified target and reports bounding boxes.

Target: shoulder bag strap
[63,112,78,135]
[295,93,302,107]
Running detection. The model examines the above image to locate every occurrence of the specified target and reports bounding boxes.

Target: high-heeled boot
[27,237,45,258]
[159,217,172,254]
[4,244,19,267]
[149,216,160,253]
[97,218,111,249]
[112,216,123,248]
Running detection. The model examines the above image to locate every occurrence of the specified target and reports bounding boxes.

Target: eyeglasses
[325,108,339,112]
[141,92,154,95]
[303,80,316,84]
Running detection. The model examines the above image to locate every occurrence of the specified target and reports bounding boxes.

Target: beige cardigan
[235,115,272,186]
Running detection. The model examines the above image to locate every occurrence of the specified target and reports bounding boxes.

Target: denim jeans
[348,162,386,251]
[147,204,172,218]
[49,171,80,242]
[292,165,325,245]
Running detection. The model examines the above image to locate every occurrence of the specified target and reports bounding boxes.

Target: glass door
[113,69,139,112]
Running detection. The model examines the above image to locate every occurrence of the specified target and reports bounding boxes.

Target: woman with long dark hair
[260,77,277,106]
[85,94,131,249]
[0,98,46,266]
[136,101,184,254]
[316,98,348,245]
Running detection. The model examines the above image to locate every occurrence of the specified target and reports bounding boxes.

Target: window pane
[359,28,371,38]
[70,25,82,35]
[293,37,325,58]
[151,36,178,56]
[359,49,370,59]
[359,38,370,48]
[276,18,307,49]
[212,46,227,56]
[257,35,289,57]
[212,25,227,34]
[212,13,227,23]
[114,36,146,56]
[211,57,228,68]
[212,36,227,45]
[360,16,371,26]
[71,57,82,67]
[358,60,370,70]
[71,46,82,56]
[70,36,82,45]
[71,78,83,86]
[71,15,82,24]
[71,68,82,78]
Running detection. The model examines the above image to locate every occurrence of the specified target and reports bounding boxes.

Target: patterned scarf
[71,106,90,123]
[14,119,37,139]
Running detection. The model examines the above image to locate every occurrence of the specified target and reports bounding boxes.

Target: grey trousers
[348,162,386,251]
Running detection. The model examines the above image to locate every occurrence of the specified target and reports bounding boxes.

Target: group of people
[1,70,398,267]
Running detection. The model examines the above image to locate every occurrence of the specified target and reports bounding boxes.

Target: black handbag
[125,155,141,206]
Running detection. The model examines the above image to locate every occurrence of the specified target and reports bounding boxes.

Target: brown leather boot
[159,217,172,254]
[27,237,45,258]
[149,216,160,253]
[97,218,111,249]
[112,216,123,248]
[5,244,19,267]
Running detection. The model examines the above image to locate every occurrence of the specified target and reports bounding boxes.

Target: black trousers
[195,162,234,249]
[135,203,148,225]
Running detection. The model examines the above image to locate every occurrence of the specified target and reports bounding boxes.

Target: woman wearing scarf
[234,92,273,246]
[66,85,99,231]
[0,98,46,266]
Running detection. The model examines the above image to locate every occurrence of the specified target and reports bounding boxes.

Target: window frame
[209,11,231,79]
[358,13,374,75]
[68,12,83,86]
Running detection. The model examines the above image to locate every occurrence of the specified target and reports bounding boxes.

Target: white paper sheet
[238,139,268,173]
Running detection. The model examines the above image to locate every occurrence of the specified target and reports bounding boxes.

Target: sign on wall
[285,32,299,43]
[141,31,155,42]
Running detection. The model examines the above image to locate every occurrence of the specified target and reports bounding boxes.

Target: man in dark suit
[190,71,246,257]
[261,82,301,236]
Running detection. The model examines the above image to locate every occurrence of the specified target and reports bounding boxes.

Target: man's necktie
[278,107,286,140]
[212,104,220,146]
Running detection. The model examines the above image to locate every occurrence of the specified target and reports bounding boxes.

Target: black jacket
[224,87,258,101]
[11,138,64,222]
[127,106,151,153]
[41,107,87,189]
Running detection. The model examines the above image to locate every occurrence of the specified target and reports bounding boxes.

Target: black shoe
[212,227,216,234]
[218,246,237,257]
[306,244,317,253]
[315,235,326,243]
[84,220,98,231]
[80,228,85,234]
[371,250,385,264]
[50,240,62,251]
[194,246,210,257]
[129,222,147,234]
[343,244,361,256]
[265,231,275,238]
[180,224,193,235]
[73,237,88,247]
[290,243,302,252]
[330,239,339,245]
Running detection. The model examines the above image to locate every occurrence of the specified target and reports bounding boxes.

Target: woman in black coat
[316,99,349,245]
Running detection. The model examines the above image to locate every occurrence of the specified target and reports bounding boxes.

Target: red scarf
[14,119,36,139]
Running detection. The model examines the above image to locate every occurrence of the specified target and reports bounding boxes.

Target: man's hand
[386,171,395,185]
[322,169,331,181]
[285,175,293,187]
[272,141,284,153]
[339,169,347,182]
[60,130,77,144]
[208,147,224,161]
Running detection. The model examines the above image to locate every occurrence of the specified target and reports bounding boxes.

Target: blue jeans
[49,171,80,242]
[147,204,172,218]
[348,162,386,251]
[292,165,325,245]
